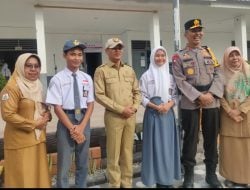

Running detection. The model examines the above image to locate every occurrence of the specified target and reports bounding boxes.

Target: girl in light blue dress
[139,46,181,188]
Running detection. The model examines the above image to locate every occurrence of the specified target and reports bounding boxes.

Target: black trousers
[181,108,220,168]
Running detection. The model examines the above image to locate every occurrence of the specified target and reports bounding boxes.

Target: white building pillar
[35,8,47,74]
[150,12,161,50]
[234,15,248,60]
[173,0,181,51]
[35,8,48,92]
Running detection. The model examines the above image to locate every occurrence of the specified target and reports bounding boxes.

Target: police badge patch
[2,93,9,101]
[187,68,194,75]
[184,67,195,76]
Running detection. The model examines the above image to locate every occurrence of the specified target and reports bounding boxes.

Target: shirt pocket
[124,76,134,84]
[147,79,155,91]
[204,56,214,74]
[183,59,196,78]
[124,76,134,92]
[106,77,119,92]
[61,81,71,93]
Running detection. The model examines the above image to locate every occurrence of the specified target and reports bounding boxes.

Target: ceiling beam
[34,4,157,13]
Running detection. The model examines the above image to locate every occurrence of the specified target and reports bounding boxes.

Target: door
[85,53,102,79]
[132,50,150,79]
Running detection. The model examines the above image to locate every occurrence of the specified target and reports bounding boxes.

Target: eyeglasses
[109,47,123,51]
[24,64,40,69]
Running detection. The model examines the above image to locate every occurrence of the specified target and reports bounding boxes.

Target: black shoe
[182,182,193,188]
[182,167,194,188]
[156,183,165,188]
[165,185,173,188]
[156,183,173,188]
[182,178,194,188]
[205,174,223,188]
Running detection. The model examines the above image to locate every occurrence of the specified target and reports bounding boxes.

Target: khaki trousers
[104,111,136,188]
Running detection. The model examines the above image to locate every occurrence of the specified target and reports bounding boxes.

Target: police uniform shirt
[172,46,223,110]
[46,67,94,109]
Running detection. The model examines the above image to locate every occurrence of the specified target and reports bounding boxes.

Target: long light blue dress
[141,96,181,186]
[139,46,182,187]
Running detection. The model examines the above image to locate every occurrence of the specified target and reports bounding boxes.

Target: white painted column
[35,8,47,74]
[173,0,181,51]
[234,16,248,60]
[35,8,48,94]
[150,12,161,50]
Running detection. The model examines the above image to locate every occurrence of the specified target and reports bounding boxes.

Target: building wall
[0,28,35,39]
[160,30,234,62]
[46,33,103,76]
[0,24,247,78]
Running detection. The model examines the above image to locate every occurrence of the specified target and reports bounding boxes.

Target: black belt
[194,83,211,92]
[63,109,86,114]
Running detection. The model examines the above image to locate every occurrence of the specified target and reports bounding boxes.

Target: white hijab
[149,46,171,102]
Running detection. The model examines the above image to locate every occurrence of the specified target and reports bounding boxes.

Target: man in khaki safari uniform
[94,38,141,188]
[172,19,224,188]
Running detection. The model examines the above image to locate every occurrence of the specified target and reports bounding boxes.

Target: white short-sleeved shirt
[46,67,94,109]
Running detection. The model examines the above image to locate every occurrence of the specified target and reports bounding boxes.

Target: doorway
[131,40,151,79]
[85,52,102,79]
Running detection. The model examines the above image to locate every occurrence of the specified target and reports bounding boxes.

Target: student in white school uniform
[46,40,94,188]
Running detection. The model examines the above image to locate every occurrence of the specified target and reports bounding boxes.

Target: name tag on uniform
[82,80,89,97]
[204,57,213,65]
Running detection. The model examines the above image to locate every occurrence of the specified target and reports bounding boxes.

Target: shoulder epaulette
[203,46,220,67]
[99,64,106,68]
[124,64,132,67]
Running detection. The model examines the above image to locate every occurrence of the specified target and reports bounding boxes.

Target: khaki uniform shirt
[172,46,224,110]
[1,79,46,149]
[94,61,141,115]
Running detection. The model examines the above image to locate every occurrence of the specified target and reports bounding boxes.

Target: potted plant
[0,74,7,91]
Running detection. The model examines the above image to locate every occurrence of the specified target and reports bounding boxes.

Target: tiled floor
[88,133,249,189]
[88,164,248,188]
[88,163,226,188]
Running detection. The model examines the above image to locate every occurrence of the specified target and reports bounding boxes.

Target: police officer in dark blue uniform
[172,19,224,188]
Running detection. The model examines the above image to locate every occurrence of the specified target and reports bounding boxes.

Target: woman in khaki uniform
[219,46,250,187]
[0,53,51,188]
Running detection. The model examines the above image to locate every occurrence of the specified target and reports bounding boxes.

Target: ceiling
[1,0,250,35]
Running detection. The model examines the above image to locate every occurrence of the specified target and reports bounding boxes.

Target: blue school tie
[72,73,82,122]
